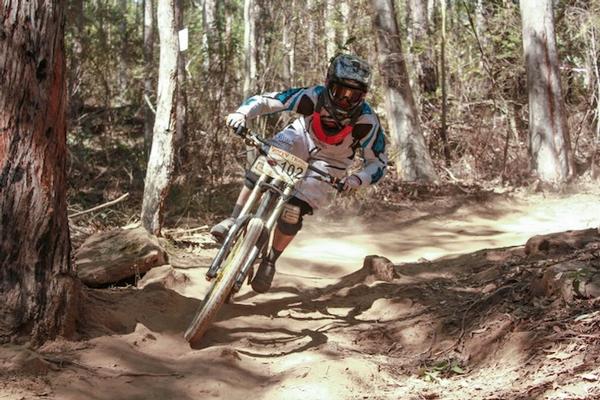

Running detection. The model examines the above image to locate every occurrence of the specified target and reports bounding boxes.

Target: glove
[341,175,362,192]
[226,112,246,129]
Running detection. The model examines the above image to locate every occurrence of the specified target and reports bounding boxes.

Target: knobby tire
[184,218,265,345]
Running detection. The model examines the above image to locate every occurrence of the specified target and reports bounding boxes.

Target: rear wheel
[184,218,265,345]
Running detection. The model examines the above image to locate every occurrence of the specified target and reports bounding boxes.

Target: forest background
[65,0,600,233]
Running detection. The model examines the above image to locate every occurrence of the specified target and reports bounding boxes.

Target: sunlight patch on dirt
[285,193,600,277]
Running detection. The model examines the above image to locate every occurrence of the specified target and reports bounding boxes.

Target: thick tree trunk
[141,0,180,235]
[0,0,80,344]
[520,0,573,184]
[371,0,438,182]
[143,0,155,154]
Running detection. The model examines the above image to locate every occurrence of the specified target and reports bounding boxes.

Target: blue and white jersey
[235,85,387,186]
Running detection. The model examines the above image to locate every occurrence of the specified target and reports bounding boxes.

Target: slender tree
[141,0,180,235]
[520,0,573,183]
[143,0,156,153]
[325,0,337,60]
[371,0,438,182]
[175,0,188,166]
[243,0,257,97]
[0,0,80,344]
[68,0,85,118]
[202,0,218,71]
[406,0,437,94]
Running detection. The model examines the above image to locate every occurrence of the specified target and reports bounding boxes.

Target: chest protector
[311,93,361,145]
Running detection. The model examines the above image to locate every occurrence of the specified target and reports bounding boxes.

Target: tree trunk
[520,0,573,184]
[325,0,337,60]
[339,1,350,49]
[202,0,218,71]
[282,8,293,83]
[117,0,129,105]
[67,0,85,118]
[141,0,180,235]
[406,0,437,94]
[0,0,80,344]
[439,0,450,166]
[307,0,318,67]
[143,0,155,154]
[371,0,438,182]
[174,0,188,167]
[243,0,257,97]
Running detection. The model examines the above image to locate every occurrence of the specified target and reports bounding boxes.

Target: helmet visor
[328,82,365,110]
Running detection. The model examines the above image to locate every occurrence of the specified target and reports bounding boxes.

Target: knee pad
[277,203,303,235]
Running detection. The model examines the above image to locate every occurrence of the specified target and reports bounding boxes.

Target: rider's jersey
[235,85,387,187]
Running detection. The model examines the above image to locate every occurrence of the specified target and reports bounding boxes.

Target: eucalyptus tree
[371,0,438,182]
[141,0,182,235]
[0,0,80,344]
[520,0,573,183]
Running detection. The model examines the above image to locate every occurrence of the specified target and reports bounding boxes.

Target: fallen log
[525,228,600,257]
[74,226,168,287]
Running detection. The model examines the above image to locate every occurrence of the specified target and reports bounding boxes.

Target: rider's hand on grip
[226,112,246,130]
[341,175,361,192]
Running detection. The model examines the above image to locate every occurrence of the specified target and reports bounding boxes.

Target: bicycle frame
[185,127,344,345]
[205,127,342,293]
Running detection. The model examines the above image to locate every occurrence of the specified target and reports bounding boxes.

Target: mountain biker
[212,53,388,293]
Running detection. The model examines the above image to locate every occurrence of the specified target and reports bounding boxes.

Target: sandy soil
[2,189,600,400]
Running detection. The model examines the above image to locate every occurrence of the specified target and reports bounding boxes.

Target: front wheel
[184,218,265,345]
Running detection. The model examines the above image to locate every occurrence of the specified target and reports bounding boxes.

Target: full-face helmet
[325,54,371,120]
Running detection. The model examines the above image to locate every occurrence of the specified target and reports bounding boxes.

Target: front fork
[231,184,294,291]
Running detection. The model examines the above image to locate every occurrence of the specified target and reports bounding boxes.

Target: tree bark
[371,0,438,182]
[143,0,156,154]
[0,0,80,344]
[520,0,573,184]
[141,0,180,235]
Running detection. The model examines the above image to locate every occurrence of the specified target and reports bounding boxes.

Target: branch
[144,94,156,115]
[69,193,130,219]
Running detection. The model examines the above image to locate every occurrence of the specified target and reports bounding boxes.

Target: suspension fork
[232,184,294,291]
[205,174,268,280]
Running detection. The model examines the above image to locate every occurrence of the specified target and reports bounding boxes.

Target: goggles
[328,82,365,110]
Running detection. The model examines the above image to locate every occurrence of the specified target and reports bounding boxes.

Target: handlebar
[234,126,345,192]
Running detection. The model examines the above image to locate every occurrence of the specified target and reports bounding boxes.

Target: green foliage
[419,359,467,382]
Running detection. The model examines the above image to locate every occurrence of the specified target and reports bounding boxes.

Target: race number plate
[250,147,308,184]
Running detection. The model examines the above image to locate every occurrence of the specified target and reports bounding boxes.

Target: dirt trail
[3,191,600,400]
